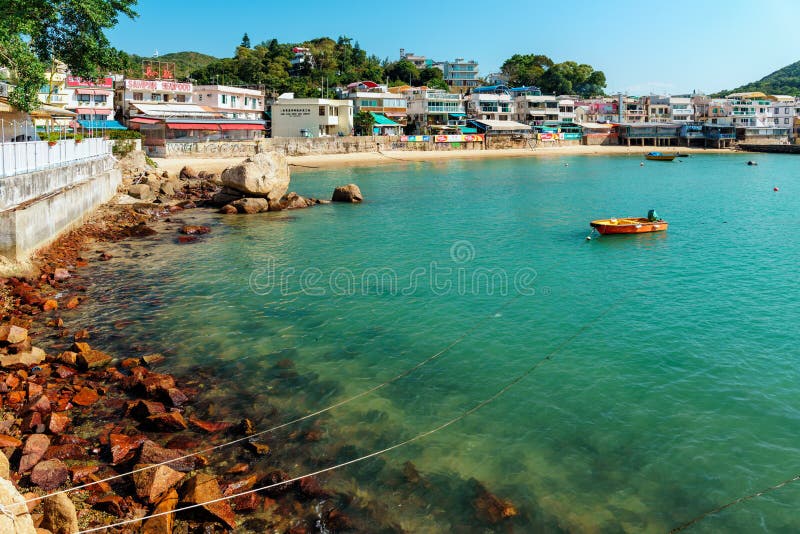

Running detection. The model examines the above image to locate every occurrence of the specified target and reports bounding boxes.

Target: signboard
[434,134,484,143]
[66,76,113,88]
[400,135,430,142]
[125,79,192,92]
[537,132,563,140]
[278,107,311,117]
[142,61,176,80]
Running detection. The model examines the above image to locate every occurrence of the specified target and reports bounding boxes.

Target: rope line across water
[75,293,628,533]
[19,289,530,507]
[669,473,800,533]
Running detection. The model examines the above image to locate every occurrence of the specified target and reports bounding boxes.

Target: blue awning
[370,112,399,126]
[460,127,478,133]
[449,113,466,118]
[77,120,127,130]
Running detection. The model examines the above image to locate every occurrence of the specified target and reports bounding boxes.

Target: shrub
[112,139,135,157]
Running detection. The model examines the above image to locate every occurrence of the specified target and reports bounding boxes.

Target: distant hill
[123,51,218,79]
[717,60,800,97]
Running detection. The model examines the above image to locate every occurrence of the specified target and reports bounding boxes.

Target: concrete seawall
[0,156,121,260]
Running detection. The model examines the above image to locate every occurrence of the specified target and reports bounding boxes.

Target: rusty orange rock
[42,299,58,312]
[72,387,99,406]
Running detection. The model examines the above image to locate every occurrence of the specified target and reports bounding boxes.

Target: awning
[75,89,94,95]
[449,113,466,118]
[460,127,478,133]
[75,107,105,115]
[220,123,266,131]
[130,117,161,124]
[28,104,77,118]
[77,120,127,130]
[370,112,399,126]
[166,122,221,130]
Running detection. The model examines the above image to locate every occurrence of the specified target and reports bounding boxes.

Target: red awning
[219,123,265,131]
[130,117,161,124]
[75,107,102,114]
[75,89,94,95]
[166,123,221,130]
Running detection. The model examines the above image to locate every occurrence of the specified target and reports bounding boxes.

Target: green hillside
[120,51,218,79]
[720,60,800,96]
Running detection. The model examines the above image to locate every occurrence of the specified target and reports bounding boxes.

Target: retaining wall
[0,156,121,260]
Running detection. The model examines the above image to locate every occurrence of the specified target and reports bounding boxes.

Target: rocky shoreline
[0,152,519,533]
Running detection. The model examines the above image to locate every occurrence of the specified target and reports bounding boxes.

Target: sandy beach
[152,144,733,174]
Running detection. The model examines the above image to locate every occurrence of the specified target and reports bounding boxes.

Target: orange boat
[590,210,668,235]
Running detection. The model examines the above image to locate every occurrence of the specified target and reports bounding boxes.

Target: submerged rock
[30,459,69,490]
[181,472,237,529]
[133,463,185,503]
[40,493,80,534]
[142,488,178,533]
[230,197,269,214]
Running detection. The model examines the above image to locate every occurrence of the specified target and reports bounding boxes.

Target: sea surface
[67,153,800,532]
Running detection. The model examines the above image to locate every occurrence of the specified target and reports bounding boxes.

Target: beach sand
[152,144,732,174]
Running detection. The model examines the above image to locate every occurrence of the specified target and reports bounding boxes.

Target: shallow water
[67,153,800,532]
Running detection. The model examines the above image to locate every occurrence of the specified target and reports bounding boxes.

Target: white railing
[0,137,113,178]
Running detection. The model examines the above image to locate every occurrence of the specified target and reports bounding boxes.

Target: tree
[501,54,553,87]
[384,59,419,85]
[354,110,375,136]
[241,33,251,49]
[0,0,137,111]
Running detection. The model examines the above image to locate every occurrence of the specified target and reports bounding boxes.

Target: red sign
[66,76,113,88]
[141,61,176,81]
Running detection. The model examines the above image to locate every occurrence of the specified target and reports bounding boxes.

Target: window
[221,94,227,104]
[152,94,162,102]
[133,92,143,101]
[164,94,170,102]
[319,106,325,116]
[93,95,106,103]
[786,118,790,124]
[198,95,203,101]
[176,94,186,103]
[231,96,237,106]
[77,94,91,103]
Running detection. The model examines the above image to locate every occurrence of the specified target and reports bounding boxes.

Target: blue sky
[108,0,800,95]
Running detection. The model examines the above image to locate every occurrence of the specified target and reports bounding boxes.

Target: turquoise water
[72,153,800,532]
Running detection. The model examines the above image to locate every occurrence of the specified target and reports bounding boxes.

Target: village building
[465,86,513,122]
[512,87,558,125]
[441,58,480,93]
[344,81,407,134]
[270,93,353,138]
[404,87,466,133]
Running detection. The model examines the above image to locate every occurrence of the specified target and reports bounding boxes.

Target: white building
[270,93,353,138]
[771,95,797,130]
[345,81,407,133]
[465,86,513,121]
[557,97,576,123]
[193,85,264,120]
[512,88,558,125]
[116,79,194,121]
[404,87,465,133]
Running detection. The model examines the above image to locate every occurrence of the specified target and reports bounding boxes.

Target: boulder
[181,473,236,529]
[180,166,199,180]
[139,440,197,472]
[142,488,178,534]
[210,186,244,207]
[30,459,69,491]
[41,493,79,534]
[282,192,314,210]
[127,184,154,201]
[146,411,188,432]
[231,197,269,214]
[221,153,290,201]
[332,184,363,203]
[133,464,185,503]
[71,387,99,407]
[0,324,28,344]
[179,225,210,235]
[76,349,112,370]
[0,478,36,534]
[0,346,45,368]
[159,182,175,196]
[219,204,238,215]
[19,434,50,473]
[0,450,9,479]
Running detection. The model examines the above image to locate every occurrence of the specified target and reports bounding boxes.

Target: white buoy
[586,236,592,241]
